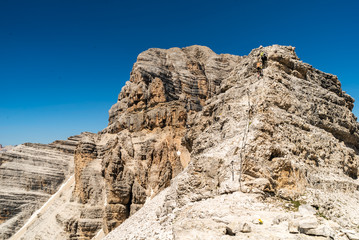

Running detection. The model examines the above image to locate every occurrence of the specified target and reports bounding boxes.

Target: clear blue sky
[1,0,358,146]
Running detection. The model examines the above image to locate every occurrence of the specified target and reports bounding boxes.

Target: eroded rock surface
[104,45,359,239]
[3,45,359,240]
[62,46,242,238]
[0,134,88,239]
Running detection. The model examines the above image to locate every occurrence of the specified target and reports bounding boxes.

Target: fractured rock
[227,221,252,234]
[298,217,319,233]
[344,230,359,240]
[0,134,87,239]
[4,44,359,240]
[103,44,359,239]
[305,224,334,238]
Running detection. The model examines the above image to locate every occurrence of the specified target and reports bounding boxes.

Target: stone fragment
[298,217,319,233]
[298,204,316,216]
[225,226,235,236]
[305,224,334,237]
[288,219,299,234]
[238,223,251,233]
[272,214,288,225]
[227,221,251,235]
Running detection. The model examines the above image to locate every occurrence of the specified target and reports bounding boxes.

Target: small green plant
[284,199,307,212]
[291,200,301,210]
[316,208,328,220]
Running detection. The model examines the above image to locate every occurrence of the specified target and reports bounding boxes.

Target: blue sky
[1,0,358,146]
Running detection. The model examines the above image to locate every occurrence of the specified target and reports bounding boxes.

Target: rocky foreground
[1,45,359,240]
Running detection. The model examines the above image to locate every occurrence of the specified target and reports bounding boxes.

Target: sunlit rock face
[103,45,359,240]
[0,135,85,239]
[3,45,359,240]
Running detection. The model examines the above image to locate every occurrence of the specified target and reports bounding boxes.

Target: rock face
[103,45,359,239]
[63,46,242,238]
[0,145,13,153]
[0,134,87,239]
[3,45,359,240]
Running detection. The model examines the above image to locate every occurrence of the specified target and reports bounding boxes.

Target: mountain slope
[2,45,359,240]
[104,45,359,239]
[0,134,87,239]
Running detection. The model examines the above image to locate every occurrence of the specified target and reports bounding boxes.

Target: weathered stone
[305,224,334,237]
[344,230,359,240]
[298,217,319,233]
[0,134,87,239]
[288,219,299,234]
[238,222,251,233]
[272,214,288,225]
[104,45,359,239]
[298,204,316,216]
[4,44,359,240]
[227,221,252,234]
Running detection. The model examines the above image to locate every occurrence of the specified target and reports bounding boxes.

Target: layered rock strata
[64,46,242,238]
[4,45,359,240]
[0,134,87,239]
[104,45,359,239]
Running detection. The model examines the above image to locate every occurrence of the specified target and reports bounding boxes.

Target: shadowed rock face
[3,45,359,240]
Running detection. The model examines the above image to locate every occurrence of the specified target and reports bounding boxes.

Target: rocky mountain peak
[102,44,359,239]
[2,45,359,240]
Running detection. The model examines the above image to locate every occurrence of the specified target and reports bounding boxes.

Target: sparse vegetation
[282,199,307,212]
[291,200,302,210]
[316,207,328,220]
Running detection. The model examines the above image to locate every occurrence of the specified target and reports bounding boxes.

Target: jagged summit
[1,45,359,240]
[103,44,359,239]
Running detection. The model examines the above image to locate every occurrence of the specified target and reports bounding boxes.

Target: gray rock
[238,222,252,233]
[305,225,334,237]
[102,44,359,239]
[227,221,252,234]
[298,217,319,233]
[272,214,289,225]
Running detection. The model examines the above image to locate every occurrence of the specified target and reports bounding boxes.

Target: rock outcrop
[57,46,242,238]
[103,45,359,239]
[0,134,88,239]
[0,145,13,153]
[3,44,359,240]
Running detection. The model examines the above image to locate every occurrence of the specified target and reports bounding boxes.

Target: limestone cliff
[0,134,89,239]
[66,46,242,238]
[104,45,359,239]
[3,45,359,240]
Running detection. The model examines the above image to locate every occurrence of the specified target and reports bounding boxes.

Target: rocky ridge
[0,145,13,153]
[103,45,359,239]
[0,134,88,239]
[2,45,359,239]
